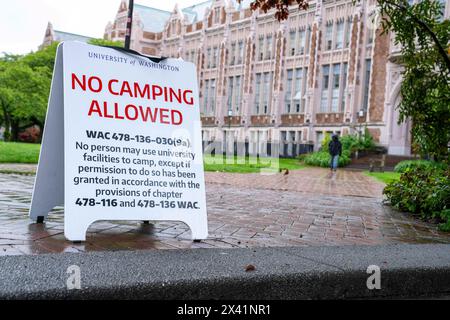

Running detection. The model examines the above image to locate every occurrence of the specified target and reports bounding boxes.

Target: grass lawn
[364,171,401,184]
[0,142,41,163]
[204,155,304,173]
[0,141,304,174]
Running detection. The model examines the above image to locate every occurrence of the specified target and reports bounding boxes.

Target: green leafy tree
[376,0,450,161]
[0,44,56,141]
[0,62,49,141]
[88,38,124,48]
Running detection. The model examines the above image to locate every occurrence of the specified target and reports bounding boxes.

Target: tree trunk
[10,120,19,142]
[1,105,11,141]
[37,124,43,143]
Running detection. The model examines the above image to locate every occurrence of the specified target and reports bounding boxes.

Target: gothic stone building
[48,0,450,156]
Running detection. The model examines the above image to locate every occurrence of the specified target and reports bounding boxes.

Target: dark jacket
[328,136,342,156]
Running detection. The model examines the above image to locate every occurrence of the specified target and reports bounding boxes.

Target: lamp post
[357,109,364,137]
[227,109,232,155]
[124,0,134,50]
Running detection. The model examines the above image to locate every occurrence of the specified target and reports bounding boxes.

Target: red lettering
[134,83,150,99]
[114,102,124,119]
[88,100,102,117]
[120,81,133,97]
[88,76,102,93]
[183,90,194,105]
[159,108,170,124]
[71,73,86,91]
[152,85,163,99]
[103,101,114,118]
[125,104,138,120]
[139,106,158,122]
[169,88,182,103]
[108,79,119,95]
[171,110,183,125]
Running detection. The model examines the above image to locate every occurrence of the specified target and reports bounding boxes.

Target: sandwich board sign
[29,41,208,241]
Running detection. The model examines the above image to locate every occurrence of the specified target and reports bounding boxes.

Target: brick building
[44,0,450,156]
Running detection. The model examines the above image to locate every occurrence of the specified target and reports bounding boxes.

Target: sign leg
[184,219,208,241]
[29,44,64,222]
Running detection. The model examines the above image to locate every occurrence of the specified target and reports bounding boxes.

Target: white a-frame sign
[29,41,208,241]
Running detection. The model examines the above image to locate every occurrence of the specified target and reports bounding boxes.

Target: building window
[289,30,296,56]
[203,80,217,115]
[331,64,340,112]
[265,35,273,60]
[302,26,311,54]
[325,22,333,51]
[214,7,221,24]
[235,76,242,113]
[320,65,330,112]
[335,20,344,49]
[230,42,236,65]
[207,47,211,68]
[212,47,218,68]
[285,70,293,113]
[345,18,353,48]
[210,79,216,113]
[170,20,177,36]
[341,62,348,112]
[262,72,271,114]
[367,25,374,45]
[237,40,244,64]
[258,37,264,61]
[203,80,209,114]
[294,68,303,113]
[254,74,261,114]
[227,77,234,114]
[285,68,307,114]
[362,59,372,111]
[297,29,306,55]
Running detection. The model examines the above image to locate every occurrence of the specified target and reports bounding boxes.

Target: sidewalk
[1,165,449,256]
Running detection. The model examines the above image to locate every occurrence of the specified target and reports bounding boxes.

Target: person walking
[328,134,342,171]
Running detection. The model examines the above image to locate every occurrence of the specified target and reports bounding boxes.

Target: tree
[243,0,450,161]
[0,43,56,141]
[376,0,450,161]
[0,39,124,142]
[0,62,49,141]
[88,38,124,48]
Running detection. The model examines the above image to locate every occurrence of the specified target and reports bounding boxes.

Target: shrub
[303,149,351,168]
[18,126,41,143]
[303,129,374,168]
[383,166,450,231]
[394,159,448,173]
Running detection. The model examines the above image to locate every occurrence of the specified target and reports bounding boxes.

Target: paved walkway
[0,165,449,256]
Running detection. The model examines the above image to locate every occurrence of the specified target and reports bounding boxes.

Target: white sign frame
[29,42,208,242]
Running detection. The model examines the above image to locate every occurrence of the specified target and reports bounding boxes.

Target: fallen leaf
[245,264,256,272]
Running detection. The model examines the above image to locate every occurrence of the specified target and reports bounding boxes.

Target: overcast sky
[0,0,201,55]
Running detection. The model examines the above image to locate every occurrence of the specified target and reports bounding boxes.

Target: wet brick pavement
[1,165,449,256]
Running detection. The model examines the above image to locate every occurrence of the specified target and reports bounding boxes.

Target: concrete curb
[0,244,449,299]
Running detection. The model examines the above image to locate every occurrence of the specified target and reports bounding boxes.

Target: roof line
[182,0,212,11]
[134,1,213,14]
[54,30,94,39]
[134,3,171,14]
